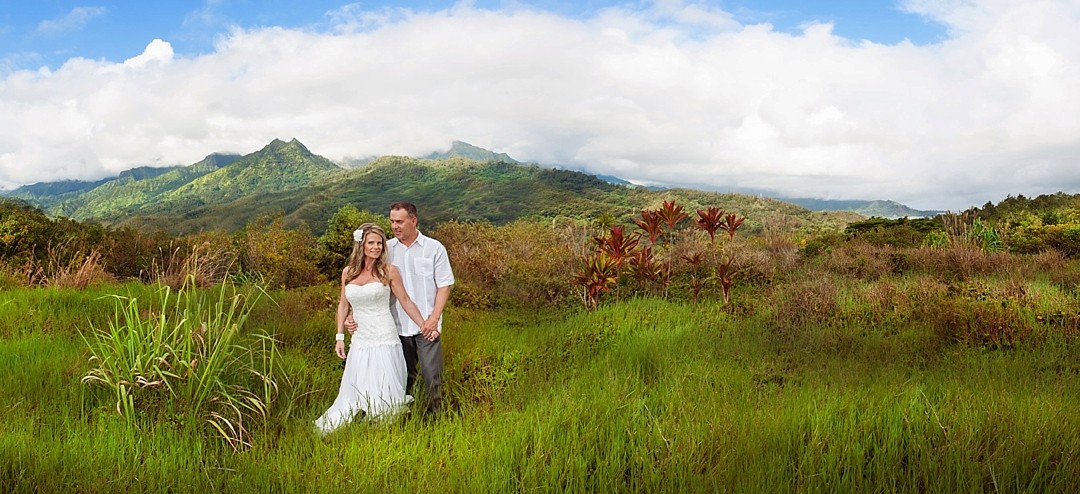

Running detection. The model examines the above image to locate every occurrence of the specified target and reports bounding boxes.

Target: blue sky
[1,1,1078,211]
[2,1,945,71]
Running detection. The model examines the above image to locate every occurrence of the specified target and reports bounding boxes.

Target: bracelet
[335,333,345,341]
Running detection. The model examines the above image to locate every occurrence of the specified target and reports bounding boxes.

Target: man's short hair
[390,201,418,218]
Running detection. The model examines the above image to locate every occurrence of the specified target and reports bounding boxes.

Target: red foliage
[720,213,746,240]
[656,200,689,232]
[695,207,725,241]
[592,226,639,267]
[573,253,619,310]
[634,210,665,244]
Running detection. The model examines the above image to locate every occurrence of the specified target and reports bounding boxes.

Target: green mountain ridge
[117,154,859,236]
[425,140,520,163]
[144,138,340,215]
[5,139,860,235]
[785,198,944,219]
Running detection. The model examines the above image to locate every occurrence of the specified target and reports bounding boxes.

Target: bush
[235,214,322,289]
[434,219,579,308]
[79,275,280,450]
[769,271,840,349]
[816,241,895,280]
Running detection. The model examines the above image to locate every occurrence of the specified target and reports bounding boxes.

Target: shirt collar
[392,230,427,248]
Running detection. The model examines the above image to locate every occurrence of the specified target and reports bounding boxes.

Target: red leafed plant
[681,251,704,270]
[715,255,737,305]
[656,200,689,232]
[695,207,725,241]
[573,253,619,310]
[682,251,706,303]
[593,226,639,267]
[720,213,745,240]
[627,245,666,292]
[633,210,665,245]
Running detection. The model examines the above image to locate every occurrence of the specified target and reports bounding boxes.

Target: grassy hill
[7,139,859,235]
[118,155,858,236]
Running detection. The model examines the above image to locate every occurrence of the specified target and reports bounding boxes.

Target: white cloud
[122,39,174,68]
[36,6,106,34]
[3,0,1080,210]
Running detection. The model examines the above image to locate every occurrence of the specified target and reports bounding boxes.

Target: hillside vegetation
[4,139,857,236]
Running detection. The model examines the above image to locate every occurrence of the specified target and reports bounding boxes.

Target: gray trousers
[400,334,443,415]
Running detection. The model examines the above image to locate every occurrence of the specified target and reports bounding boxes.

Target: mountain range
[3,138,925,234]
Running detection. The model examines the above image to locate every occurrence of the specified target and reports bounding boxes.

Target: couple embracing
[315,201,454,434]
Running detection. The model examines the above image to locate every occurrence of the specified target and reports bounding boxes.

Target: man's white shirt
[387,231,455,337]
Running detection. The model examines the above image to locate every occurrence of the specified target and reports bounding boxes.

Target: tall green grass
[3,285,1080,492]
[76,275,280,449]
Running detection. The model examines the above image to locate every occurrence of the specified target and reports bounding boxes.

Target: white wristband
[335,333,345,341]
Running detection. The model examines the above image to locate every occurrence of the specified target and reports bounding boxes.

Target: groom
[348,201,454,415]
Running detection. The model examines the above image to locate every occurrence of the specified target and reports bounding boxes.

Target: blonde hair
[345,223,390,285]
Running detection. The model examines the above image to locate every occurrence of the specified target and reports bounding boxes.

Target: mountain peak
[261,137,311,155]
[425,141,519,163]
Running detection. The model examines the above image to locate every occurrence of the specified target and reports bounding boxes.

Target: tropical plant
[656,199,689,232]
[633,209,665,245]
[593,225,639,268]
[720,213,746,240]
[573,253,619,310]
[695,206,725,241]
[80,272,280,450]
[627,245,665,294]
[715,255,737,305]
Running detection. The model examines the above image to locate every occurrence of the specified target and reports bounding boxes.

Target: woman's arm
[388,265,428,329]
[334,267,351,359]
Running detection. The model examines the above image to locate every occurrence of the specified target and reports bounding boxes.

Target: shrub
[817,241,894,280]
[434,219,579,308]
[79,275,280,450]
[152,236,236,290]
[905,245,1002,281]
[929,297,1031,349]
[769,271,840,349]
[314,205,391,277]
[235,214,322,289]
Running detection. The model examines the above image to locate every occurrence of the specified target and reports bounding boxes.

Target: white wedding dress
[315,282,412,434]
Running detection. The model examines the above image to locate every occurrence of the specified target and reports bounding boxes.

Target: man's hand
[420,317,440,341]
[344,313,358,334]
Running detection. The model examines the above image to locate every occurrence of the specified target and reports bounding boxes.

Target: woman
[315,223,427,434]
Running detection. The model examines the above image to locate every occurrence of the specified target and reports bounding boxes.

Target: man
[349,201,453,416]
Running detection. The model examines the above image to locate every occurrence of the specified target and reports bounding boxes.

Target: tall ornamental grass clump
[79,273,280,450]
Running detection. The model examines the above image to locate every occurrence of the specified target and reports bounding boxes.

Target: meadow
[3,255,1080,491]
[4,198,1080,491]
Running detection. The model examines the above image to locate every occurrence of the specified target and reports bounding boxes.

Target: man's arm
[421,285,451,339]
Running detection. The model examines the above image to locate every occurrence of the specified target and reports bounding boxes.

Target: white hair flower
[353,229,365,242]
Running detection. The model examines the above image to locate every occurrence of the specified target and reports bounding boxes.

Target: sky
[1,1,1078,211]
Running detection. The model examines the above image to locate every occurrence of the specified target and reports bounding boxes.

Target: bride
[315,223,428,434]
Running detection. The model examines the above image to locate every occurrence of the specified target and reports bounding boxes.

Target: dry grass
[818,241,895,280]
[153,241,236,290]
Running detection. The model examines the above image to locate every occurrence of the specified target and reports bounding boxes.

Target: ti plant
[657,199,689,232]
[695,207,725,242]
[576,200,750,309]
[574,253,619,310]
[634,209,665,245]
[715,255,737,305]
[681,251,705,304]
[593,225,639,267]
[628,246,665,294]
[720,213,745,240]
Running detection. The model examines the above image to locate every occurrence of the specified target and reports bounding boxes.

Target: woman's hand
[334,340,346,359]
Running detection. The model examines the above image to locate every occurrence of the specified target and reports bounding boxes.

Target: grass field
[3,280,1080,492]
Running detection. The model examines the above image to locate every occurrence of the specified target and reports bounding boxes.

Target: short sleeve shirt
[387,231,455,337]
